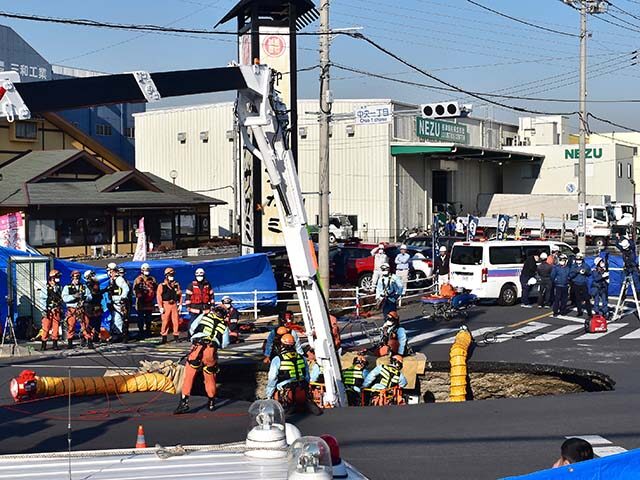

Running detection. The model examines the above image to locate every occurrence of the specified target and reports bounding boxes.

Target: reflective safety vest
[109,278,123,297]
[376,364,401,389]
[277,351,307,384]
[186,280,213,312]
[193,313,227,346]
[66,284,86,298]
[342,366,365,389]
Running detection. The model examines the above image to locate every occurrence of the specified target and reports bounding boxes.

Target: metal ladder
[611,273,640,323]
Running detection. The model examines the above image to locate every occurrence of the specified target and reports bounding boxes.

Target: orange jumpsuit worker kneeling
[174,306,230,414]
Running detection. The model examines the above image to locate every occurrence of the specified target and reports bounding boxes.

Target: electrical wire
[464,0,579,37]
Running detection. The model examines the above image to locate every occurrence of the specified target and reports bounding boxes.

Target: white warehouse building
[134,100,548,242]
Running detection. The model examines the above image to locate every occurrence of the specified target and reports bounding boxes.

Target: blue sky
[1,0,640,131]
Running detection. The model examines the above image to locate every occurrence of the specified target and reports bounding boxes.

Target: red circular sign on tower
[262,35,286,58]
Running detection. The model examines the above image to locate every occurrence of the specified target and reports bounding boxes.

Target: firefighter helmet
[281,334,295,347]
[276,326,289,336]
[48,269,61,278]
[70,270,81,278]
[390,355,404,369]
[164,267,175,277]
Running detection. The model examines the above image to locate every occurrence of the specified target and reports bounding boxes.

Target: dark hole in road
[201,360,615,405]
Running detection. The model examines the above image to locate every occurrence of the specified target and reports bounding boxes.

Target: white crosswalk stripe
[527,324,585,342]
[619,328,640,340]
[574,323,627,341]
[432,327,502,345]
[494,322,550,343]
[409,327,459,345]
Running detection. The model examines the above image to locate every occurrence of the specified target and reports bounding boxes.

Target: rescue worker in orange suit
[174,306,229,414]
[263,324,304,363]
[83,270,103,346]
[133,263,157,339]
[157,267,182,343]
[220,296,242,343]
[363,355,408,392]
[39,269,63,351]
[62,270,92,349]
[185,267,214,324]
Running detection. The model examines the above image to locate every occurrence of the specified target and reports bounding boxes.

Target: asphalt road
[1,300,640,479]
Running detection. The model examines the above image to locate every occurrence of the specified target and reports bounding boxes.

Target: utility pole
[318,0,332,300]
[564,0,607,253]
[578,0,587,254]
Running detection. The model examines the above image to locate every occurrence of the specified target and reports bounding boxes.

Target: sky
[1,0,640,133]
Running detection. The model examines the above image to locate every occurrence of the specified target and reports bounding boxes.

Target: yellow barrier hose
[449,328,472,402]
[10,370,175,402]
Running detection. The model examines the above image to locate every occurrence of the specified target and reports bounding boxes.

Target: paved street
[1,299,640,479]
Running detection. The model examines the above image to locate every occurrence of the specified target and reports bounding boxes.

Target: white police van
[449,240,575,306]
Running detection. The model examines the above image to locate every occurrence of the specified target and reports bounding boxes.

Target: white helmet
[539,252,548,260]
[551,245,560,252]
[620,239,631,250]
[400,244,407,250]
[575,252,585,260]
[594,257,604,267]
[439,246,447,253]
[83,270,94,281]
[141,263,150,271]
[221,295,232,304]
[195,268,205,276]
[107,262,117,271]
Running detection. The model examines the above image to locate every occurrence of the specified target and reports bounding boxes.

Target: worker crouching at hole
[266,333,322,415]
[174,306,230,414]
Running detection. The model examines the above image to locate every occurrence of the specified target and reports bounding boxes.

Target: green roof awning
[390,145,452,155]
[390,143,545,163]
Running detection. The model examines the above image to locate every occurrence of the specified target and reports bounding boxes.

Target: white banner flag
[133,217,147,261]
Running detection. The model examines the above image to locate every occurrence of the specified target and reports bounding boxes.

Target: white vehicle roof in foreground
[452,240,568,246]
[0,444,368,480]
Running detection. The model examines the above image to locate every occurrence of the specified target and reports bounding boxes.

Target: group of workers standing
[39,262,241,352]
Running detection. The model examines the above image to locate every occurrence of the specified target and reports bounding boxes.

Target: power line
[347,32,578,116]
[464,0,579,37]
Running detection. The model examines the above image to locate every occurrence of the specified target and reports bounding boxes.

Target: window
[57,218,85,246]
[28,219,56,246]
[523,245,550,258]
[451,246,483,265]
[13,121,38,141]
[176,213,196,235]
[96,123,112,136]
[177,132,186,144]
[86,217,111,245]
[489,246,523,265]
[125,127,135,139]
[197,214,210,235]
[593,208,607,223]
[628,163,632,179]
[160,218,173,241]
[200,131,209,143]
[618,162,623,178]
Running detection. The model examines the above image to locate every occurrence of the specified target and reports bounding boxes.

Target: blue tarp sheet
[53,253,277,314]
[502,448,640,479]
[584,254,635,296]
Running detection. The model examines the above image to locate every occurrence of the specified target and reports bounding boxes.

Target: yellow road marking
[508,311,553,328]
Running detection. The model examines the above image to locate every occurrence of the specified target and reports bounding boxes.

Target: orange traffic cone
[135,424,147,448]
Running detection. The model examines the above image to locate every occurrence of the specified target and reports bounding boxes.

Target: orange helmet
[353,355,368,368]
[391,355,404,369]
[281,333,295,347]
[276,326,289,336]
[164,267,175,276]
[48,269,61,278]
[386,311,399,321]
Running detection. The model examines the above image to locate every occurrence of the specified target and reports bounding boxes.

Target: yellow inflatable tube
[449,328,472,402]
[10,369,175,402]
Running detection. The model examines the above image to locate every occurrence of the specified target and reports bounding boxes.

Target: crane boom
[0,64,347,406]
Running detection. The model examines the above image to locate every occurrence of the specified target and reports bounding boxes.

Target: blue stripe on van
[488,269,521,277]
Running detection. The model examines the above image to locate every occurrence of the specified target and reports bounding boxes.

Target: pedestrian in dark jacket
[590,257,609,317]
[537,252,553,308]
[551,255,571,316]
[520,252,539,307]
[569,252,592,317]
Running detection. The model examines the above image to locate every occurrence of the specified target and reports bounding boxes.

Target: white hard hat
[539,252,548,260]
[107,262,117,270]
[380,263,390,271]
[141,263,150,271]
[594,257,604,267]
[575,252,585,259]
[551,245,560,252]
[195,268,205,276]
[400,244,407,250]
[83,270,94,280]
[620,239,631,250]
[439,246,447,253]
[221,295,232,304]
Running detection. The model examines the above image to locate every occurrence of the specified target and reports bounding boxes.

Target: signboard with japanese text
[355,104,393,125]
[416,117,469,144]
[0,212,26,250]
[0,26,51,82]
